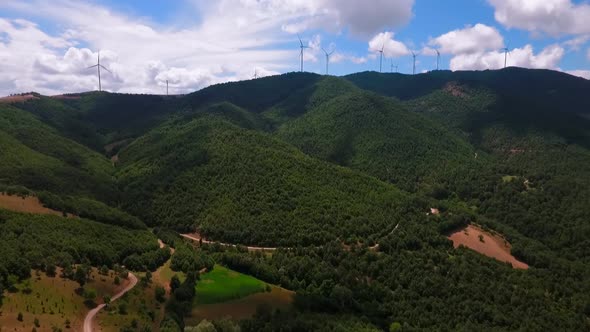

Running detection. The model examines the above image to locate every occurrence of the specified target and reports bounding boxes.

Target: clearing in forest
[0,94,39,103]
[0,193,70,217]
[194,265,267,305]
[0,267,130,332]
[448,225,529,269]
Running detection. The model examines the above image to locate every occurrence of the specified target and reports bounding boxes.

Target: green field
[194,265,267,305]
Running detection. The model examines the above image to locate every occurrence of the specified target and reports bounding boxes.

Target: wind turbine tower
[390,59,398,73]
[436,49,440,71]
[502,47,509,68]
[322,47,335,75]
[378,44,384,73]
[87,51,111,92]
[166,80,169,96]
[298,35,310,72]
[412,51,417,75]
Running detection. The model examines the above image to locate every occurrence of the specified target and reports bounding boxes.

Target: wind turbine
[166,80,169,96]
[298,35,310,72]
[390,59,398,73]
[254,68,258,79]
[412,51,417,75]
[378,44,385,73]
[87,51,111,92]
[322,47,335,75]
[436,49,440,71]
[502,47,509,68]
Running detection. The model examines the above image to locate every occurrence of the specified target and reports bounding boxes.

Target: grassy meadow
[194,265,267,305]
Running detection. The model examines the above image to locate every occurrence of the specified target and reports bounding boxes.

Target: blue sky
[0,0,589,95]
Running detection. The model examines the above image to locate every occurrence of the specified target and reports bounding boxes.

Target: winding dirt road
[83,272,138,332]
[181,233,280,252]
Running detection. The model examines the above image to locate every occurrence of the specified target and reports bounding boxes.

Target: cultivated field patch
[187,285,294,323]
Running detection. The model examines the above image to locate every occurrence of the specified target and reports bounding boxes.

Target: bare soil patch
[0,94,39,103]
[0,193,73,217]
[448,225,528,269]
[444,82,468,98]
[51,94,81,100]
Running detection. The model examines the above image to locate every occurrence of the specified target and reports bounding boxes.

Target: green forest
[0,68,589,331]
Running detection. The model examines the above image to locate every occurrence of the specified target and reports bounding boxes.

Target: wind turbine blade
[297,34,303,47]
[99,65,112,73]
[87,65,98,69]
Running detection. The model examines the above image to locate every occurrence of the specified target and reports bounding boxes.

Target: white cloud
[280,0,415,38]
[450,44,564,70]
[430,24,504,55]
[489,0,590,35]
[563,35,590,51]
[368,31,410,57]
[0,0,320,95]
[566,70,590,80]
[0,0,417,95]
[350,56,368,64]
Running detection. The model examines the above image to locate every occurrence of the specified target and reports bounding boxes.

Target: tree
[45,264,56,277]
[34,318,40,327]
[390,322,402,332]
[114,275,120,285]
[170,275,181,292]
[84,288,97,302]
[118,302,128,315]
[103,295,111,306]
[17,312,23,321]
[155,286,166,303]
[100,265,109,275]
[74,266,86,288]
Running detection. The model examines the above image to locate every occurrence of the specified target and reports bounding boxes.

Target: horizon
[3,66,588,99]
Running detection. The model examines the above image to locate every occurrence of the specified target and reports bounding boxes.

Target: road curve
[83,272,138,332]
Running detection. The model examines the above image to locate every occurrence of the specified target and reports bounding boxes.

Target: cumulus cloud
[368,32,410,57]
[280,0,415,38]
[430,24,504,55]
[0,0,318,95]
[450,44,564,71]
[0,0,416,95]
[489,0,590,35]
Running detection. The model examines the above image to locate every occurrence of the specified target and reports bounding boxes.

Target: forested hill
[1,68,589,330]
[346,67,590,113]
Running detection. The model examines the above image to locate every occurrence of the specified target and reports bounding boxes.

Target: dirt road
[83,272,138,332]
[180,233,280,252]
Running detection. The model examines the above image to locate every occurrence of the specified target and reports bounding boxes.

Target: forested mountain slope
[117,109,411,246]
[0,103,116,201]
[276,85,480,192]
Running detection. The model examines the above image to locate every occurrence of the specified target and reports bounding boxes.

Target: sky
[0,0,589,96]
